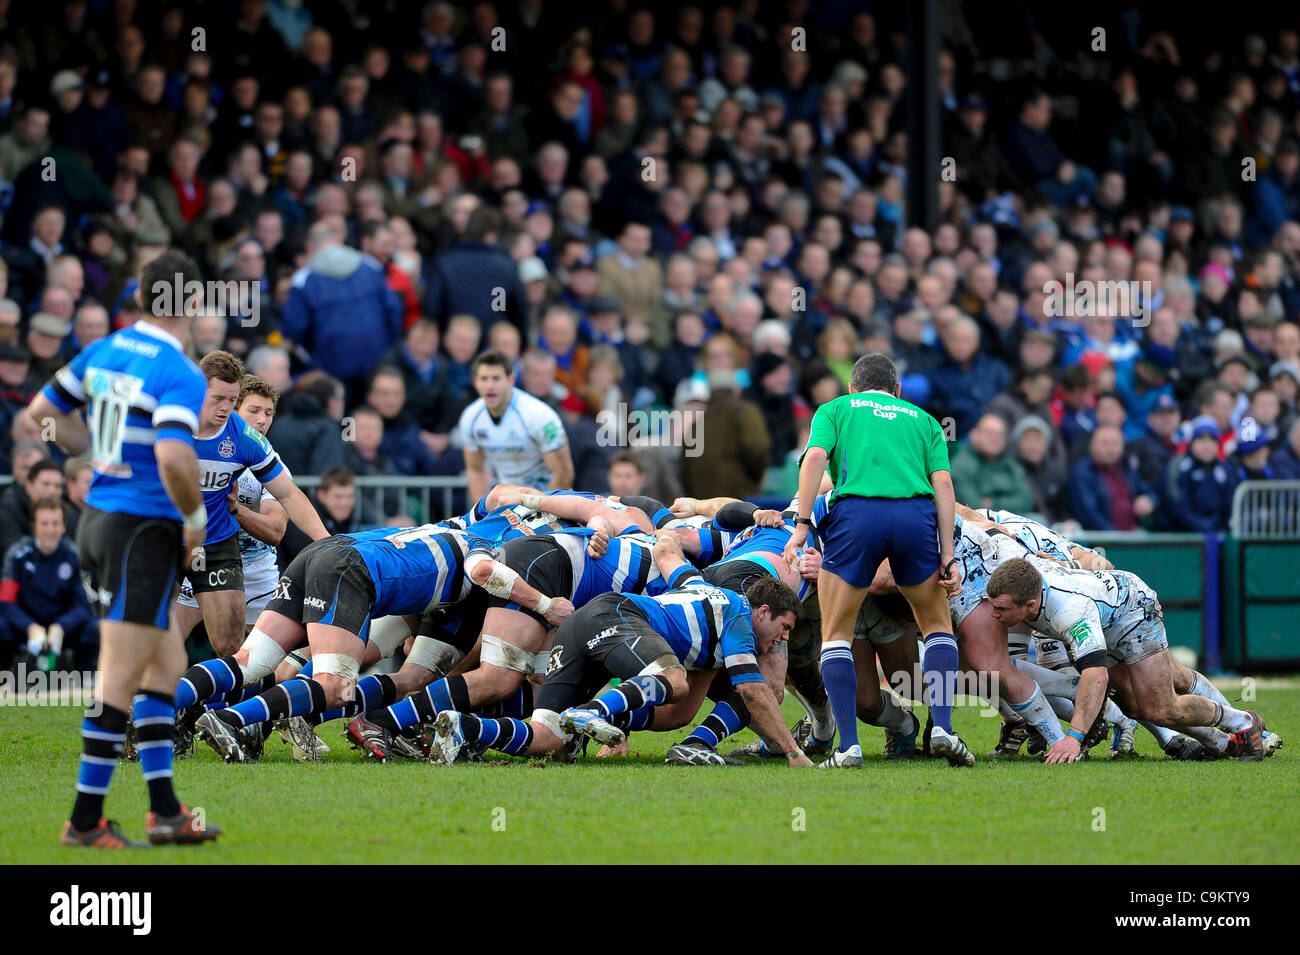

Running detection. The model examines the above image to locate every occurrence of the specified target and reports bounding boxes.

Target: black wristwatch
[795,517,813,527]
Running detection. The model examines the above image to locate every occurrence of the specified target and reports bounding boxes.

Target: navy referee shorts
[819,496,939,589]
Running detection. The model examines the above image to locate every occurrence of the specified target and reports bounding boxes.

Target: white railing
[1230,480,1300,539]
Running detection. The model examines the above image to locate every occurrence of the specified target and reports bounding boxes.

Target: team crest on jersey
[218,437,237,458]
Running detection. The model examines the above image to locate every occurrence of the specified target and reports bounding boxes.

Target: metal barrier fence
[292,474,470,525]
[1230,480,1300,539]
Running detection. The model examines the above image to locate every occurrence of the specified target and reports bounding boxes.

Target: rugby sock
[685,691,750,747]
[70,703,128,832]
[133,691,181,817]
[298,660,314,678]
[1009,686,1065,745]
[1140,720,1178,747]
[203,675,274,712]
[867,692,915,734]
[1210,702,1253,734]
[1102,699,1127,725]
[1187,671,1230,708]
[317,675,398,723]
[1178,723,1230,754]
[611,706,655,733]
[175,656,243,710]
[215,678,326,728]
[588,674,673,719]
[476,681,533,719]
[921,632,959,734]
[375,674,470,732]
[1047,696,1075,720]
[792,683,835,741]
[819,640,859,752]
[460,715,534,755]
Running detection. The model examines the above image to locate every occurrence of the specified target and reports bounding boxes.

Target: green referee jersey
[802,391,950,504]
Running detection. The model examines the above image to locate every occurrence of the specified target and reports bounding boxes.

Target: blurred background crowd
[4,0,1300,666]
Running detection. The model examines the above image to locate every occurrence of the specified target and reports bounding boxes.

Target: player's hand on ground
[754,508,783,527]
[797,548,822,580]
[1043,736,1082,764]
[544,597,575,628]
[669,497,698,518]
[787,752,814,767]
[596,740,630,757]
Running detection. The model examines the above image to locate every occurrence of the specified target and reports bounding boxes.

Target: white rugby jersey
[981,509,1090,564]
[1022,557,1158,660]
[456,389,568,488]
[234,469,278,572]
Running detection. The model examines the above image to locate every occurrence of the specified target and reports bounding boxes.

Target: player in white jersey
[457,350,574,502]
[964,505,1112,571]
[986,557,1269,762]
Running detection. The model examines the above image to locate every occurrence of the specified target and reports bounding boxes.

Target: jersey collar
[133,320,186,353]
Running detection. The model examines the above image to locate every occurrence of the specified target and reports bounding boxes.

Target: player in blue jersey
[428,533,813,765]
[351,523,693,755]
[193,525,478,761]
[30,249,220,848]
[174,351,329,658]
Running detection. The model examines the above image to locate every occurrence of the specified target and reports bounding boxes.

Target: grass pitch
[2,679,1297,865]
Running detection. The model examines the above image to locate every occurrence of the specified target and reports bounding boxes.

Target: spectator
[597,222,664,345]
[342,405,399,523]
[1233,416,1275,480]
[746,351,797,465]
[278,466,361,568]
[539,305,590,398]
[1010,415,1068,519]
[1165,417,1240,532]
[680,368,770,499]
[1129,394,1184,493]
[0,459,69,566]
[265,371,350,476]
[1068,424,1157,531]
[282,217,403,402]
[949,413,1036,514]
[927,315,1012,437]
[364,366,438,477]
[424,206,527,341]
[0,497,95,672]
[1270,417,1300,478]
[62,455,91,538]
[606,450,645,497]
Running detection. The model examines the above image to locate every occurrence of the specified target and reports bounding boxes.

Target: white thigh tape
[368,615,412,658]
[311,652,359,684]
[638,654,680,677]
[406,635,465,675]
[241,628,289,684]
[481,633,541,674]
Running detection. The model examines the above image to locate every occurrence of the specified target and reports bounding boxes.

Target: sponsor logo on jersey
[1067,620,1091,645]
[218,437,236,458]
[545,647,563,675]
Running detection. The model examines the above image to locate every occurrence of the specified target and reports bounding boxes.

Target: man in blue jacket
[282,217,403,404]
[0,497,95,671]
[1067,423,1157,530]
[925,315,1011,437]
[424,206,528,342]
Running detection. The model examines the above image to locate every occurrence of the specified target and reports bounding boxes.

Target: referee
[783,354,972,767]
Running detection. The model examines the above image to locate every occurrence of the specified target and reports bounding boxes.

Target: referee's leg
[816,567,871,756]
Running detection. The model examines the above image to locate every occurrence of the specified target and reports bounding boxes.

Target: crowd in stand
[4,2,1300,666]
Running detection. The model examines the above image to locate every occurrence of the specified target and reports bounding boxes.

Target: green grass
[3,681,1297,865]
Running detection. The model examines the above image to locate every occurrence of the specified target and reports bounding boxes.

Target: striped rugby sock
[70,703,129,832]
[820,640,858,752]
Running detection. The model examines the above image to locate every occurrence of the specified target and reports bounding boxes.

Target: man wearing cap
[1233,416,1276,480]
[1166,416,1239,533]
[25,312,71,384]
[783,353,972,767]
[1129,393,1184,490]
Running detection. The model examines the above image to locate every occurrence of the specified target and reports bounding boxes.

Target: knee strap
[240,628,289,684]
[368,615,412,658]
[482,633,548,674]
[406,634,465,677]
